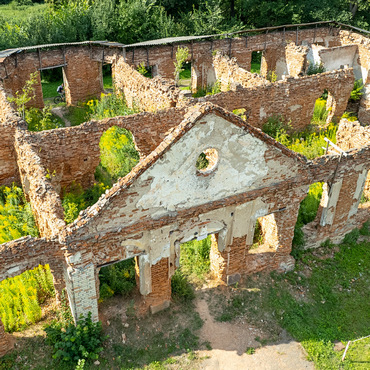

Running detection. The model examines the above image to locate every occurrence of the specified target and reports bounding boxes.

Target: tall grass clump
[86,92,137,120]
[0,184,39,244]
[98,126,140,183]
[0,265,55,332]
[311,98,329,125]
[262,115,337,159]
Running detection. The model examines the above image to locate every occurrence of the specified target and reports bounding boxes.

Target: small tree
[7,71,38,120]
[174,46,189,85]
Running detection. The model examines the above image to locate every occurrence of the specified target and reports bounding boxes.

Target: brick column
[210,233,248,285]
[0,318,13,357]
[143,258,171,314]
[49,262,66,305]
[65,263,99,323]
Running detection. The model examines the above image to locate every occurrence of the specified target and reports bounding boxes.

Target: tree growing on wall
[174,46,189,85]
[7,71,38,120]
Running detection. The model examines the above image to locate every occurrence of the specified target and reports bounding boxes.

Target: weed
[307,62,325,75]
[45,312,106,366]
[245,347,256,354]
[171,270,195,302]
[350,79,364,102]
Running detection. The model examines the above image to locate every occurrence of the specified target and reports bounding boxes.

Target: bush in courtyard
[62,182,109,224]
[350,79,364,102]
[307,62,325,75]
[45,312,106,366]
[99,259,136,302]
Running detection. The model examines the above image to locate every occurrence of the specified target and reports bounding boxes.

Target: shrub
[45,312,106,366]
[311,98,328,125]
[350,79,364,102]
[0,265,55,332]
[307,62,325,75]
[87,93,137,120]
[171,270,195,302]
[266,70,277,82]
[62,182,109,224]
[98,259,136,302]
[26,106,64,131]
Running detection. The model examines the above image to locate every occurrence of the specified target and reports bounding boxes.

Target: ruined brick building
[0,21,369,356]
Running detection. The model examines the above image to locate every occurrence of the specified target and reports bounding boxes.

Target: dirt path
[194,295,314,370]
[51,107,71,127]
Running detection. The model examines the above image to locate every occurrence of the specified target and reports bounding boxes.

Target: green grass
[209,235,370,369]
[63,105,89,126]
[251,61,261,74]
[41,79,62,99]
[0,2,48,23]
[179,68,191,80]
[103,76,113,90]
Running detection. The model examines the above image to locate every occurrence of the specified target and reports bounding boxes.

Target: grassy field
[0,2,48,24]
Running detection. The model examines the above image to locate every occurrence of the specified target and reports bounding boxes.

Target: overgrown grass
[103,75,113,90]
[0,265,55,333]
[63,105,89,126]
[262,114,337,159]
[0,184,38,244]
[41,79,62,99]
[0,2,48,23]
[210,235,370,369]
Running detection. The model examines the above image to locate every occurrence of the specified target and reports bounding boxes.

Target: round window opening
[196,148,219,174]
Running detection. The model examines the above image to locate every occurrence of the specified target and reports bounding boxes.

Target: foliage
[62,182,109,224]
[7,71,38,119]
[266,70,277,82]
[99,259,136,302]
[0,264,55,332]
[311,97,329,125]
[192,80,221,97]
[307,62,325,75]
[25,106,64,131]
[86,93,137,120]
[99,125,140,181]
[195,152,209,170]
[178,236,211,285]
[171,270,195,302]
[137,62,149,77]
[45,312,106,366]
[174,47,189,84]
[0,184,38,243]
[350,78,364,101]
[262,114,338,160]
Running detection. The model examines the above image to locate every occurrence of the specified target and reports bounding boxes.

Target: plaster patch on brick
[320,179,343,226]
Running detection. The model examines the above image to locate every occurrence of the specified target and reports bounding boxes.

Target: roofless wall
[0,23,370,356]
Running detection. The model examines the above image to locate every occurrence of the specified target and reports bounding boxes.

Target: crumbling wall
[336,119,370,199]
[195,68,354,131]
[14,129,66,237]
[285,43,309,77]
[0,319,12,357]
[28,107,187,191]
[1,47,103,108]
[212,53,268,91]
[0,84,26,185]
[113,56,180,112]
[340,30,370,124]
